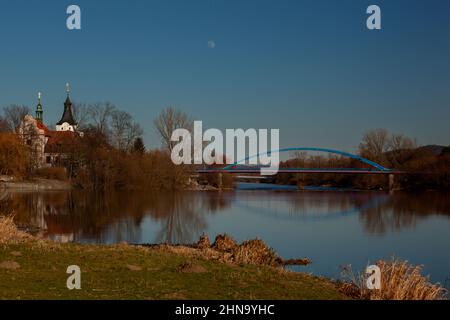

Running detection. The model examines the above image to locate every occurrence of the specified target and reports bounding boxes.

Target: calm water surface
[1,184,449,285]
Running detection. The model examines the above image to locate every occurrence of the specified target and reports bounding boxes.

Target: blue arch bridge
[195,147,405,190]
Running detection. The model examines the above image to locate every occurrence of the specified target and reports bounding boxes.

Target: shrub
[0,133,30,177]
[340,258,447,300]
[0,215,32,244]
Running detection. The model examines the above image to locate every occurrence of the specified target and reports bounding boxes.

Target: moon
[207,40,216,49]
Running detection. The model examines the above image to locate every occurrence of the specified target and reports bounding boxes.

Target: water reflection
[0,190,233,244]
[234,192,389,222]
[359,192,450,234]
[2,188,449,283]
[1,189,449,242]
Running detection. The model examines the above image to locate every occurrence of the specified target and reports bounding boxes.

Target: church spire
[64,82,73,106]
[56,83,77,131]
[36,91,43,122]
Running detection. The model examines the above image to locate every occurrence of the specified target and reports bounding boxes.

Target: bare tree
[111,110,143,150]
[359,129,418,167]
[87,102,115,135]
[2,105,30,132]
[387,134,417,166]
[154,107,192,152]
[124,122,143,151]
[359,128,390,162]
[111,110,131,150]
[389,134,417,151]
[72,102,90,130]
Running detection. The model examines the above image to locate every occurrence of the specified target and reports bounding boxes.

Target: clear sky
[0,0,449,151]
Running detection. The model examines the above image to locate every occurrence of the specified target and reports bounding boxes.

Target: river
[1,183,449,286]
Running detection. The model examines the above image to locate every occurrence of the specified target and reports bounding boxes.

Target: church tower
[35,92,43,122]
[56,83,78,132]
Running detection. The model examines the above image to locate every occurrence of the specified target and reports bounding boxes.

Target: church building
[18,83,81,168]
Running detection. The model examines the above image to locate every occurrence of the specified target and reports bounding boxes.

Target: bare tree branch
[154,107,192,152]
[2,105,30,132]
[87,102,116,136]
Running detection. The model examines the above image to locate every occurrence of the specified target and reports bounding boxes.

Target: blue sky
[0,0,449,151]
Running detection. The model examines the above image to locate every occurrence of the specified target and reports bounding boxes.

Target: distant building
[18,83,81,168]
[55,83,78,132]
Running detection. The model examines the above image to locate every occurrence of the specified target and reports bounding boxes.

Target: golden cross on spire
[66,82,70,96]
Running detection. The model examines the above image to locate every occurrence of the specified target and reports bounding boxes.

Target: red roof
[36,121,50,134]
[45,130,79,153]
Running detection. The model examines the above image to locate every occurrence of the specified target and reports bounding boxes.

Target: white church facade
[18,83,81,168]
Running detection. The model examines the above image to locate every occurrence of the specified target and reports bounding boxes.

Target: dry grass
[212,234,238,252]
[0,215,33,244]
[210,234,280,266]
[340,258,448,300]
[157,234,283,268]
[196,233,211,249]
[232,239,279,266]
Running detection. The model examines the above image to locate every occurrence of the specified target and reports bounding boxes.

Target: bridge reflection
[1,190,449,244]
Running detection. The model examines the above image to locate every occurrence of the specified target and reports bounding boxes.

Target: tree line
[1,102,448,190]
[0,103,194,190]
[273,129,450,190]
[0,102,144,152]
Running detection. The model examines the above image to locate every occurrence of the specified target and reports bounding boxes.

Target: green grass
[0,242,346,300]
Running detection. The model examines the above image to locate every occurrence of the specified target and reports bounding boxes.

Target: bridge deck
[197,169,404,175]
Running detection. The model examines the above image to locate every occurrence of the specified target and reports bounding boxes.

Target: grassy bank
[2,216,445,300]
[0,216,345,300]
[0,241,345,300]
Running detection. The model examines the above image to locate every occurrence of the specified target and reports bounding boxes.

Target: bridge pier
[388,173,395,192]
[296,173,305,190]
[218,173,223,191]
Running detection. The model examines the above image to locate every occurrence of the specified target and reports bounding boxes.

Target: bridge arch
[223,147,390,171]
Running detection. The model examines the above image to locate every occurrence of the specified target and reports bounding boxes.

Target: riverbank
[0,178,71,191]
[0,217,345,300]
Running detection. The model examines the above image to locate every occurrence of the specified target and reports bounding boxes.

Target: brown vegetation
[0,134,30,177]
[33,167,68,181]
[0,215,32,244]
[72,132,189,190]
[340,258,447,300]
[0,103,196,191]
[199,171,235,189]
[192,234,307,267]
[274,129,450,190]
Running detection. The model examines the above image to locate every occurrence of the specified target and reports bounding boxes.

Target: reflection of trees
[153,192,234,244]
[284,192,376,216]
[240,191,381,219]
[7,189,449,242]
[359,193,450,234]
[282,191,450,234]
[244,191,450,235]
[0,190,232,244]
[154,193,206,244]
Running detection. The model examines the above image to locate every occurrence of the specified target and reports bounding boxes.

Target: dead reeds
[0,215,32,244]
[340,258,447,300]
